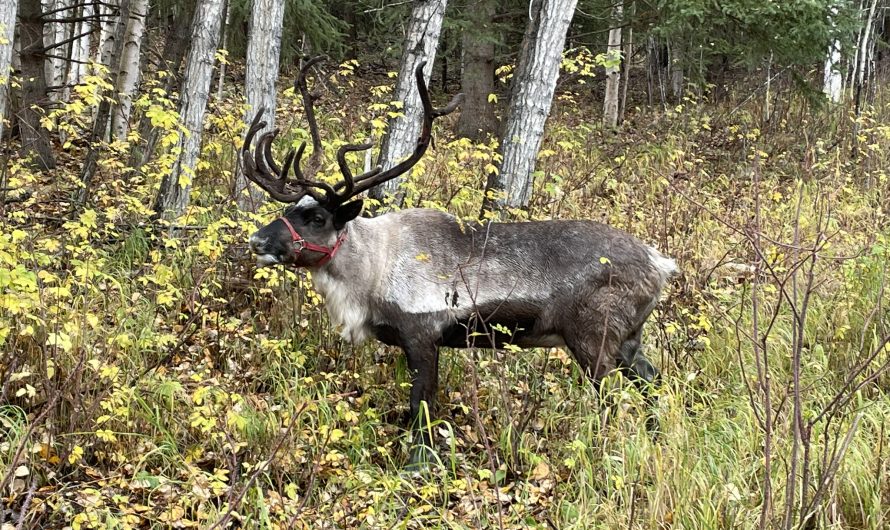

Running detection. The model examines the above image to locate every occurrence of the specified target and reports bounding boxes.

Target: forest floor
[1,71,889,529]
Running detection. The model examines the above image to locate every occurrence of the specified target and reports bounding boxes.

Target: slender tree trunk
[852,0,879,160]
[41,0,66,99]
[646,36,656,107]
[669,40,683,101]
[78,0,131,204]
[216,0,230,101]
[369,0,448,205]
[112,0,147,141]
[618,3,633,124]
[153,0,225,219]
[602,1,623,128]
[237,0,285,212]
[481,0,577,214]
[823,4,842,102]
[63,0,92,101]
[455,0,498,141]
[855,0,878,96]
[17,0,56,170]
[97,0,119,67]
[72,2,92,81]
[0,0,17,142]
[128,9,191,170]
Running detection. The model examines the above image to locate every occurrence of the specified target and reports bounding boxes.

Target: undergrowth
[1,65,889,529]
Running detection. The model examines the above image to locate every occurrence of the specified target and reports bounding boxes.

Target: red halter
[278,216,347,267]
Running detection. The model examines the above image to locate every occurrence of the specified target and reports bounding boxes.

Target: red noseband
[278,216,347,267]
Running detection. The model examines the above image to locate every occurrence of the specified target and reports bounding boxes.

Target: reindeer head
[244,58,462,268]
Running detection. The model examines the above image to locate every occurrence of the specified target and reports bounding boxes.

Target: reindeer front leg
[402,337,440,470]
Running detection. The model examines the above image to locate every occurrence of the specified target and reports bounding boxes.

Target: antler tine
[347,61,464,198]
[295,55,327,180]
[254,130,279,179]
[332,143,376,199]
[241,107,311,203]
[262,131,282,175]
[289,141,335,203]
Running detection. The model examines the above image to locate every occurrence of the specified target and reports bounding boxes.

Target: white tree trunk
[484,0,577,211]
[669,42,683,101]
[41,0,67,100]
[823,41,842,102]
[0,0,17,141]
[64,1,92,99]
[237,0,285,211]
[856,0,878,90]
[822,4,842,102]
[602,1,623,128]
[154,0,225,219]
[112,0,148,141]
[369,0,448,204]
[97,0,120,68]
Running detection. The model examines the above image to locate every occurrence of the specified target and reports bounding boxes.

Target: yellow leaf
[69,445,84,464]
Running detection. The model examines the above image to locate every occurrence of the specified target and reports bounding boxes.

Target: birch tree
[455,0,498,141]
[41,0,67,101]
[0,0,16,142]
[482,0,577,213]
[853,0,878,108]
[153,0,225,219]
[78,0,131,203]
[112,0,148,140]
[369,0,448,205]
[602,1,623,128]
[236,0,285,212]
[64,1,93,100]
[17,0,56,169]
[97,0,120,68]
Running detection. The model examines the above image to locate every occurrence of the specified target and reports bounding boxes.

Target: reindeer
[244,60,677,467]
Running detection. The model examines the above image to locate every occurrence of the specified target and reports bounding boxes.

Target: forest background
[1,0,889,528]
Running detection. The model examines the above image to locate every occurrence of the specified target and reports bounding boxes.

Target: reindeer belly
[438,300,562,349]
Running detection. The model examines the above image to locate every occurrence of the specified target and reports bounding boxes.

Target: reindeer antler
[241,59,464,207]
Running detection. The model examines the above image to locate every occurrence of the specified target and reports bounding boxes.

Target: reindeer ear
[333,200,363,229]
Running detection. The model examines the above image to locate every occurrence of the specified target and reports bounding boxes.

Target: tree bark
[41,0,66,99]
[111,0,147,141]
[669,40,683,102]
[618,2,633,124]
[153,0,225,220]
[237,0,285,212]
[482,0,577,214]
[63,0,92,101]
[78,0,131,204]
[0,0,17,142]
[215,0,229,101]
[455,0,498,141]
[97,0,119,68]
[128,8,191,170]
[602,1,623,128]
[17,0,56,170]
[822,5,842,102]
[369,0,448,206]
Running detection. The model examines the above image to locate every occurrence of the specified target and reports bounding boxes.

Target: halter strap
[278,216,347,267]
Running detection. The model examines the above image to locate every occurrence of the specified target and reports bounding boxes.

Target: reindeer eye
[311,216,325,227]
